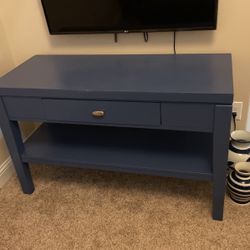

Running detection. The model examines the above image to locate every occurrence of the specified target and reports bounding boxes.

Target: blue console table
[0,54,233,220]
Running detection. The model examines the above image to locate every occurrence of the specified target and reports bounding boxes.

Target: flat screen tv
[41,0,218,34]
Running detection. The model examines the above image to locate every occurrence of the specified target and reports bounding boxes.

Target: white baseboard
[0,157,14,188]
[0,127,37,188]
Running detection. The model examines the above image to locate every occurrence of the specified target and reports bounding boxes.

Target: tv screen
[41,0,218,34]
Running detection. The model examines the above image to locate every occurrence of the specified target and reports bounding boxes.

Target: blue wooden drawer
[43,99,161,127]
[162,103,214,132]
[3,97,44,120]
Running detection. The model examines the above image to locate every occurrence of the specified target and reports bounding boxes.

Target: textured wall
[0,18,14,163]
[247,99,250,131]
[0,0,249,128]
[0,18,37,167]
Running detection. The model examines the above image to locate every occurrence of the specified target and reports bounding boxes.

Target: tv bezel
[41,0,219,35]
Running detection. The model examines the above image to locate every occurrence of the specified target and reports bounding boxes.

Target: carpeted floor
[0,164,250,250]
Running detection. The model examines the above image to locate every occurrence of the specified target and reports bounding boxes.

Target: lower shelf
[22,123,213,181]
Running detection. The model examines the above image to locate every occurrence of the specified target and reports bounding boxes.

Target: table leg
[0,98,34,194]
[212,105,232,220]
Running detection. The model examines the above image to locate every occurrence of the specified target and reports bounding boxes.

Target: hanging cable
[173,31,177,55]
[114,33,118,43]
[144,32,149,42]
[232,112,237,131]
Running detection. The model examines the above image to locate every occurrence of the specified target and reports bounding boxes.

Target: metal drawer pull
[92,110,105,118]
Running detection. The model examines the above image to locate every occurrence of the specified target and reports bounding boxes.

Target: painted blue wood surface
[0,54,233,220]
[0,54,233,104]
[22,123,213,181]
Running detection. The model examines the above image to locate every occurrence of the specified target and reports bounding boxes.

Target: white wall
[0,15,37,186]
[0,17,14,162]
[247,99,250,132]
[0,0,249,129]
[0,16,15,186]
[0,0,250,186]
[1,0,249,128]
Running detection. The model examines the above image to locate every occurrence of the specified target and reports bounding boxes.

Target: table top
[0,54,233,104]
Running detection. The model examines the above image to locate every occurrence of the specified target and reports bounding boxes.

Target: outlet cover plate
[233,102,243,120]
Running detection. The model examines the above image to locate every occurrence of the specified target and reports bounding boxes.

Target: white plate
[231,130,250,150]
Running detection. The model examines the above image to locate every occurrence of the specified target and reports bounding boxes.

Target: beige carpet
[0,164,250,250]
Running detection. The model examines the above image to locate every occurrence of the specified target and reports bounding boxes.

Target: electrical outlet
[233,102,243,120]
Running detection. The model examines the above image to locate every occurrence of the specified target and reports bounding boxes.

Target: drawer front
[3,97,44,120]
[44,99,161,126]
[162,103,214,132]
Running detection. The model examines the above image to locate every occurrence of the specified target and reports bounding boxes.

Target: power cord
[173,31,176,55]
[144,32,149,42]
[232,112,237,131]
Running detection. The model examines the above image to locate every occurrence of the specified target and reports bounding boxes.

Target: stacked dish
[230,130,250,154]
[228,130,250,166]
[227,130,250,204]
[227,162,250,204]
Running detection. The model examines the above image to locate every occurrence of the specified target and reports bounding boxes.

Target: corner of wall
[0,157,14,188]
[246,98,250,132]
[0,16,15,76]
